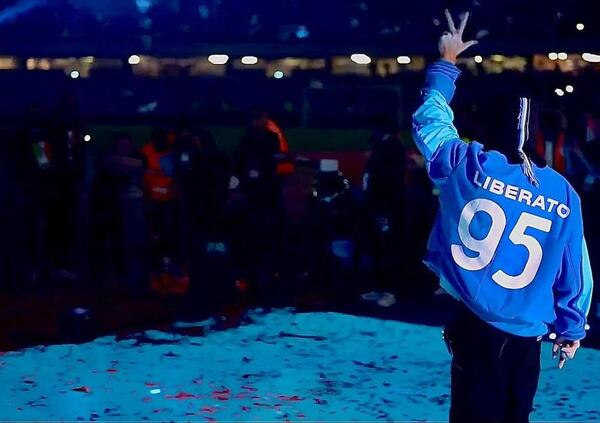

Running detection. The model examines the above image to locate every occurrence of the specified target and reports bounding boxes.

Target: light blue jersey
[413,61,593,340]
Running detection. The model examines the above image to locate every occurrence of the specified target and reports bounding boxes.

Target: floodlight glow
[273,70,285,79]
[396,56,411,64]
[557,52,568,60]
[548,52,558,60]
[565,85,574,93]
[128,55,141,65]
[576,23,584,31]
[554,88,564,96]
[474,55,483,63]
[70,70,80,79]
[582,53,600,63]
[350,53,371,65]
[241,56,258,65]
[208,54,229,65]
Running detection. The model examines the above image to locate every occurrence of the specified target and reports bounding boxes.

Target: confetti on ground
[0,309,598,421]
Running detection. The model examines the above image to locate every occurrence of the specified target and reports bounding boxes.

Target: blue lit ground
[1,309,599,421]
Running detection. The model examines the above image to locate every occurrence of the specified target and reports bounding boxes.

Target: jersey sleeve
[412,61,469,187]
[554,203,594,341]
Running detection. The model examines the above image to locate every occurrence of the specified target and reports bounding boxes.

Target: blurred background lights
[69,70,79,79]
[208,54,229,65]
[576,23,585,31]
[557,52,568,60]
[83,134,91,142]
[241,55,258,65]
[273,70,285,79]
[128,54,141,65]
[350,53,371,64]
[582,53,600,63]
[555,88,564,96]
[474,55,483,63]
[565,84,574,93]
[548,52,558,60]
[396,56,411,64]
[295,25,309,39]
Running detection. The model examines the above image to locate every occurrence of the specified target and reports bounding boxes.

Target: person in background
[45,94,86,282]
[140,129,183,289]
[361,122,406,303]
[231,111,286,303]
[413,11,593,422]
[90,132,145,289]
[177,128,229,254]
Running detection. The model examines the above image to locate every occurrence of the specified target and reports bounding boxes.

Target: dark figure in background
[14,103,85,284]
[232,111,285,303]
[90,133,146,289]
[177,128,232,306]
[0,129,20,289]
[141,129,185,292]
[361,124,406,301]
[15,124,52,285]
[178,128,229,244]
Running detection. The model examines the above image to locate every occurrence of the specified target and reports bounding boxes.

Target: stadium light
[474,55,483,63]
[396,56,411,64]
[576,23,585,31]
[241,56,258,65]
[548,52,558,60]
[70,70,80,79]
[565,85,574,93]
[128,55,141,65]
[554,88,564,97]
[208,54,229,65]
[273,70,285,79]
[582,53,600,63]
[557,52,568,60]
[350,53,371,65]
[83,134,92,142]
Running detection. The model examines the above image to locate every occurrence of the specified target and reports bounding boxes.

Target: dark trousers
[445,303,541,423]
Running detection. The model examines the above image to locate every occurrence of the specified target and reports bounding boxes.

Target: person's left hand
[439,10,478,64]
[552,338,581,369]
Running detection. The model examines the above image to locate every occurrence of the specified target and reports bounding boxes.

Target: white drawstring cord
[517,97,539,187]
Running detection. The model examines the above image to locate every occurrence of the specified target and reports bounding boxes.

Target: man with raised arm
[412,10,593,423]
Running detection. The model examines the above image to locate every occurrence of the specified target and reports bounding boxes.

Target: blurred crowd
[0,95,599,318]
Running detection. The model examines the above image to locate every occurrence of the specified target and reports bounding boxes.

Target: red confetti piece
[144,382,157,387]
[72,386,91,393]
[166,391,196,400]
[106,369,118,373]
[278,395,302,402]
[201,406,217,414]
[212,388,230,401]
[241,385,257,391]
[142,397,152,403]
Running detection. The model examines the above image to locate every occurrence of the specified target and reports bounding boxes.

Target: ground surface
[1,309,599,422]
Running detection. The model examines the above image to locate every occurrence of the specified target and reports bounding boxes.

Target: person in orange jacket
[140,129,178,202]
[141,129,186,294]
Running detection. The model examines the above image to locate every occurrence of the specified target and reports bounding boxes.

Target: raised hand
[439,10,478,64]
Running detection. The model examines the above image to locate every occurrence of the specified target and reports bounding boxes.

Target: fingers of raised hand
[458,12,470,36]
[445,9,457,33]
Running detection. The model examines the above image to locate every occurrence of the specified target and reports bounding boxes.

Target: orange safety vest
[141,142,177,202]
[266,119,295,175]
